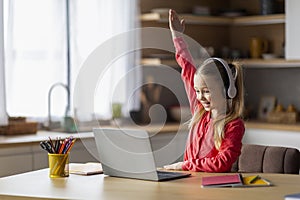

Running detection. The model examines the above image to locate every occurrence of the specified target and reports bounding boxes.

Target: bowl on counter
[262,53,277,59]
[150,8,170,15]
[169,106,192,122]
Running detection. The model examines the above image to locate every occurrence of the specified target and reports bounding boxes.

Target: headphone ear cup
[228,86,237,99]
[204,57,237,99]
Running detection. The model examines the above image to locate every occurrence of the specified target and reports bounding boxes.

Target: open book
[201,174,272,188]
[242,175,272,187]
[69,162,103,175]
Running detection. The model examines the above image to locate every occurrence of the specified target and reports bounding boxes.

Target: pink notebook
[201,174,243,188]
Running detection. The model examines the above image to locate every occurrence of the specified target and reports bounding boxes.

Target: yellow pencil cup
[48,153,69,178]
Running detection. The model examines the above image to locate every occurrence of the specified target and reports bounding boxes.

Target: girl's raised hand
[169,9,185,34]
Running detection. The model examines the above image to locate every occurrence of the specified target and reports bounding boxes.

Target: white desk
[0,124,189,177]
[0,169,299,200]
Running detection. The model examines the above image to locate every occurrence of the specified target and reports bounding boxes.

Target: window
[0,0,7,125]
[4,0,67,118]
[3,0,141,122]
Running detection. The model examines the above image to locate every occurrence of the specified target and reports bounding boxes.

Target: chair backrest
[231,144,300,174]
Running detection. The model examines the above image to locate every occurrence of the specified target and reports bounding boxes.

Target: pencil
[249,175,260,183]
[48,137,55,153]
[64,138,76,154]
[58,139,67,154]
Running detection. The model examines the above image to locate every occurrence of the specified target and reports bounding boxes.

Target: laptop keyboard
[157,170,187,179]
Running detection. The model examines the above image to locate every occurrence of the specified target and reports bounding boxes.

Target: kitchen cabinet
[140,0,300,68]
[0,146,33,177]
[0,154,33,177]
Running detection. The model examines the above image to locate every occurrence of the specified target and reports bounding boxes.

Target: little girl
[164,9,245,172]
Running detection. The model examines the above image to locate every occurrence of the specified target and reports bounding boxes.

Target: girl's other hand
[163,162,183,170]
[169,9,185,34]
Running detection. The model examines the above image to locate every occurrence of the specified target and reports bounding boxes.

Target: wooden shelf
[176,14,232,25]
[232,14,285,25]
[141,13,231,25]
[245,120,300,132]
[141,13,288,67]
[141,58,178,67]
[141,58,300,68]
[241,59,300,68]
[141,13,285,26]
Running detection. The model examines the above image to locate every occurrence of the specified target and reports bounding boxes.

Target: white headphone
[203,57,237,99]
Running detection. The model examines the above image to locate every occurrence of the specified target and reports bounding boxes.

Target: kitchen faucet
[47,82,70,130]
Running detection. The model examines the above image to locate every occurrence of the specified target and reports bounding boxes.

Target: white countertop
[0,131,93,146]
[0,123,187,147]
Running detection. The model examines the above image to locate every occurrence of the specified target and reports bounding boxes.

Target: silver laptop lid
[93,128,159,181]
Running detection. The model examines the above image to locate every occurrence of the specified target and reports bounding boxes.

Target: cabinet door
[0,146,33,177]
[286,0,300,59]
[0,154,33,177]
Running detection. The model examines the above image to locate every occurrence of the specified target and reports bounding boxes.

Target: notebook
[201,174,243,188]
[69,162,103,175]
[201,174,272,188]
[93,128,191,181]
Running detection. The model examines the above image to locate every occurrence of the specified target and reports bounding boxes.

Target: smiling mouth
[201,102,210,108]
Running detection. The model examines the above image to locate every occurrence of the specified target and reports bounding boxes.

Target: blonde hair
[189,60,244,150]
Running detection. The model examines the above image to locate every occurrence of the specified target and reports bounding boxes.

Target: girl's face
[194,75,212,111]
[194,73,227,115]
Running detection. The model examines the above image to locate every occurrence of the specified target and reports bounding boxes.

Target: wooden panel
[142,24,230,50]
[230,0,285,15]
[141,21,229,58]
[232,14,285,25]
[185,25,230,51]
[141,13,232,25]
[230,0,261,15]
[246,121,300,132]
[140,0,230,14]
[230,24,285,57]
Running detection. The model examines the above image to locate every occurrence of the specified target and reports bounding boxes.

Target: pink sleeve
[182,119,245,172]
[173,37,198,113]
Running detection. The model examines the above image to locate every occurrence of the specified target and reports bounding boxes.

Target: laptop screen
[93,128,158,176]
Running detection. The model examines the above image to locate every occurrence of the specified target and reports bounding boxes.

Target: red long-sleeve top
[173,37,245,172]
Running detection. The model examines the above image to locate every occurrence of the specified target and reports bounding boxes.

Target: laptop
[93,128,191,181]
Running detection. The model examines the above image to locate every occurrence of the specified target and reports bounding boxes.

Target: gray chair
[231,144,300,174]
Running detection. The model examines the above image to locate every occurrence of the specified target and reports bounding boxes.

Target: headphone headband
[203,57,237,98]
